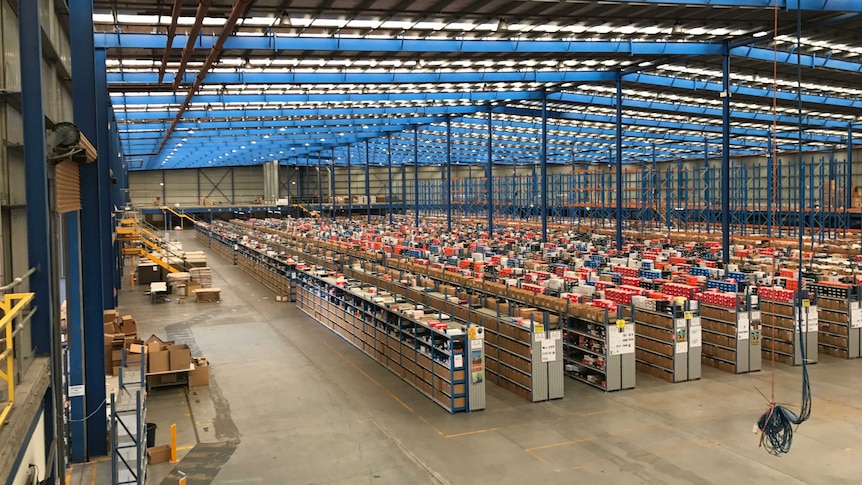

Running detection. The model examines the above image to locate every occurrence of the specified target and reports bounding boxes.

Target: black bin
[145,423,157,448]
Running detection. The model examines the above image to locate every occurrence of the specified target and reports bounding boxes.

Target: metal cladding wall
[128,166,264,207]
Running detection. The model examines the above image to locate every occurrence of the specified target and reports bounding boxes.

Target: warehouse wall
[128,166,265,207]
[0,0,73,287]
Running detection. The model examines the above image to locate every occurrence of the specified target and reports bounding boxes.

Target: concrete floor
[107,231,862,484]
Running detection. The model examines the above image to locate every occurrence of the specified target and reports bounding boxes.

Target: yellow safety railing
[0,292,35,428]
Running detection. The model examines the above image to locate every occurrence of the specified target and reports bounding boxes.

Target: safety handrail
[0,292,35,428]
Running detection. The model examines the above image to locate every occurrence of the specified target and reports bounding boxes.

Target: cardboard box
[104,322,117,334]
[103,309,119,324]
[147,445,171,464]
[189,358,210,387]
[148,349,170,373]
[168,344,191,371]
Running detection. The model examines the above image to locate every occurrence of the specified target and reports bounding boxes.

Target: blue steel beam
[113,90,545,106]
[486,107,494,234]
[540,94,548,242]
[731,45,862,73]
[722,52,731,264]
[615,74,624,251]
[95,33,726,54]
[114,104,503,121]
[622,72,862,109]
[107,70,617,85]
[70,0,107,460]
[542,93,850,133]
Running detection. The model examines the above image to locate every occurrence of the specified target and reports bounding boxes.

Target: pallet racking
[294,268,484,413]
[809,282,862,359]
[759,291,819,366]
[563,307,636,391]
[699,293,762,374]
[631,300,702,383]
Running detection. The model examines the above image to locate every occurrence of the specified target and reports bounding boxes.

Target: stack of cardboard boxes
[143,335,209,388]
[103,310,141,376]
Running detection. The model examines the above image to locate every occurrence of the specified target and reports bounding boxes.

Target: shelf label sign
[454,354,464,369]
[541,339,557,362]
[802,299,810,308]
[470,339,483,350]
[852,303,862,329]
[616,319,626,329]
[805,307,819,333]
[675,329,688,353]
[609,323,635,355]
[738,314,750,341]
[68,385,85,398]
[549,330,562,340]
[689,325,702,348]
[684,311,693,320]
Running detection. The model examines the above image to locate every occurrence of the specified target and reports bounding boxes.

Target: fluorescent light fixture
[672,21,684,35]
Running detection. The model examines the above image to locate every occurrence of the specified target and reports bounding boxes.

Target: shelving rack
[294,268,484,413]
[563,307,635,391]
[197,226,297,301]
[760,294,819,366]
[111,360,147,485]
[699,294,762,374]
[631,301,702,383]
[809,283,862,359]
[197,222,565,402]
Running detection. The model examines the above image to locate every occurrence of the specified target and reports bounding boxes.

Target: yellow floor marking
[321,339,414,413]
[524,436,598,453]
[65,468,72,484]
[176,444,196,451]
[89,463,98,485]
[442,427,498,439]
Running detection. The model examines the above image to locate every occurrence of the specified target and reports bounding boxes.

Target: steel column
[541,94,549,242]
[767,134,774,237]
[347,147,352,219]
[402,162,407,216]
[847,127,853,239]
[615,74,623,250]
[230,166,235,203]
[486,107,494,235]
[71,0,108,458]
[365,140,371,222]
[20,1,61,478]
[317,153,323,214]
[388,136,393,224]
[721,50,731,264]
[95,49,114,307]
[65,213,85,462]
[330,148,336,217]
[414,128,419,227]
[446,118,452,231]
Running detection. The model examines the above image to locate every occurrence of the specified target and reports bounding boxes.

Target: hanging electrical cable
[757,2,812,456]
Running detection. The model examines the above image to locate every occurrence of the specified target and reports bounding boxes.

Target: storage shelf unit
[197,226,297,301]
[111,363,147,485]
[699,295,762,374]
[809,283,862,359]
[563,308,635,391]
[631,302,701,383]
[294,268,484,413]
[198,222,564,402]
[759,296,818,366]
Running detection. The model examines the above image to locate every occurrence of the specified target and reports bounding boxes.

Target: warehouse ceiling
[93,0,862,170]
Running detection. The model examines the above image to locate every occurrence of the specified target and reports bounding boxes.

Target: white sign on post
[540,339,557,362]
[851,302,862,329]
[609,324,635,355]
[738,314,750,340]
[689,325,702,348]
[68,385,85,398]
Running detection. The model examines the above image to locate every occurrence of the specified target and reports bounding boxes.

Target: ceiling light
[672,21,684,35]
[243,58,252,69]
[279,12,290,26]
[496,18,508,32]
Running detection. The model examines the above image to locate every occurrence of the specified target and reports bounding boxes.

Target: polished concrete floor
[109,231,862,484]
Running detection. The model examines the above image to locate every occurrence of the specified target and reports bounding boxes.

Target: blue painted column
[414,128,419,227]
[347,147,352,220]
[721,49,731,264]
[402,161,407,217]
[330,149,336,217]
[387,136,393,224]
[65,213,86,463]
[95,49,115,307]
[847,127,853,241]
[486,107,494,235]
[71,0,108,457]
[365,140,371,222]
[615,73,623,251]
[541,93,548,242]
[445,118,452,231]
[317,153,323,214]
[20,0,54,357]
[767,133,774,238]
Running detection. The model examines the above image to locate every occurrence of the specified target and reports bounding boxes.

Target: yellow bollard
[170,423,178,463]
